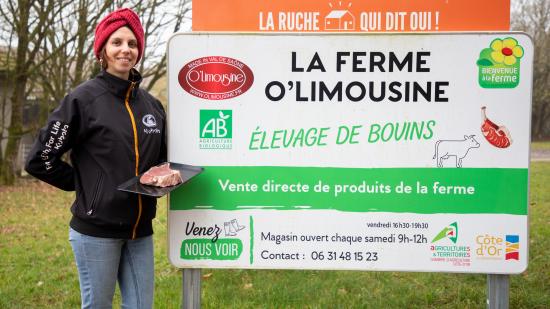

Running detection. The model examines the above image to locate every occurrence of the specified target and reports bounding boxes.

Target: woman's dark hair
[99,48,108,70]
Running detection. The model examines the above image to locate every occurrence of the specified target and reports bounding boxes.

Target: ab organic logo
[199,110,232,149]
[477,37,524,88]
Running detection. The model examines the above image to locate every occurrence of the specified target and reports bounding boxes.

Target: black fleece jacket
[25,70,166,239]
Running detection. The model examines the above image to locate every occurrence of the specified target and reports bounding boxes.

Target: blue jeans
[69,228,154,309]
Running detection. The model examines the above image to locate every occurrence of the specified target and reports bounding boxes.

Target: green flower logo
[477,37,524,89]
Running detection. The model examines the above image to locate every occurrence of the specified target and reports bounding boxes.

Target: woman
[25,8,165,309]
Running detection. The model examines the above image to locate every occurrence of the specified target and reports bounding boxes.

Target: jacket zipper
[123,82,142,239]
[87,171,103,215]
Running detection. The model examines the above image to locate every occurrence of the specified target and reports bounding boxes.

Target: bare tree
[0,0,191,184]
[38,0,112,104]
[0,27,15,164]
[120,0,191,92]
[37,0,191,102]
[512,0,550,139]
[0,0,69,184]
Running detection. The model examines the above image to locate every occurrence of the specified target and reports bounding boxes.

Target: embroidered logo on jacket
[142,114,161,134]
[142,114,157,127]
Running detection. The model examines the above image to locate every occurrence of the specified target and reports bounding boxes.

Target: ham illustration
[481,106,512,148]
[140,163,182,187]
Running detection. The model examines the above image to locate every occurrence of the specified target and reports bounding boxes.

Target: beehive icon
[324,10,355,30]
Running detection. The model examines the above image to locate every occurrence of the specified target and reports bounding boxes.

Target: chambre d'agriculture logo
[199,110,232,149]
[430,222,471,267]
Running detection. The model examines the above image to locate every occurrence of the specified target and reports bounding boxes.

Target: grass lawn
[1,163,549,308]
[531,141,550,151]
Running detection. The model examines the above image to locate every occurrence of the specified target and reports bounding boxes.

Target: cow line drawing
[433,135,480,168]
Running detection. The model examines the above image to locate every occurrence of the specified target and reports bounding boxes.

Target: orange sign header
[193,0,510,32]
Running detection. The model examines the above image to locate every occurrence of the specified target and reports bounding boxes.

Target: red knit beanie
[94,8,144,63]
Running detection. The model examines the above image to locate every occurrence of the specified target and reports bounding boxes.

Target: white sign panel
[167,33,532,273]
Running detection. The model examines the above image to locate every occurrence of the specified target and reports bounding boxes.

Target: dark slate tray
[117,163,204,197]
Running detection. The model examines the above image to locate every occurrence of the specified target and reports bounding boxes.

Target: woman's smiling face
[104,27,138,80]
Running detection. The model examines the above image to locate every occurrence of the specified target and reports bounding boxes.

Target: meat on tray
[481,106,512,148]
[139,163,183,187]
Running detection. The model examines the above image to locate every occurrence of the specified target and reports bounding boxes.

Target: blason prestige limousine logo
[178,56,254,100]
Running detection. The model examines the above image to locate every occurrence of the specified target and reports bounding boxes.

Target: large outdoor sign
[192,0,510,32]
[167,33,532,273]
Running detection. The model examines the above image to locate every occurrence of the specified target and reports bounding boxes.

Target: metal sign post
[487,274,510,309]
[180,272,512,308]
[182,269,201,309]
